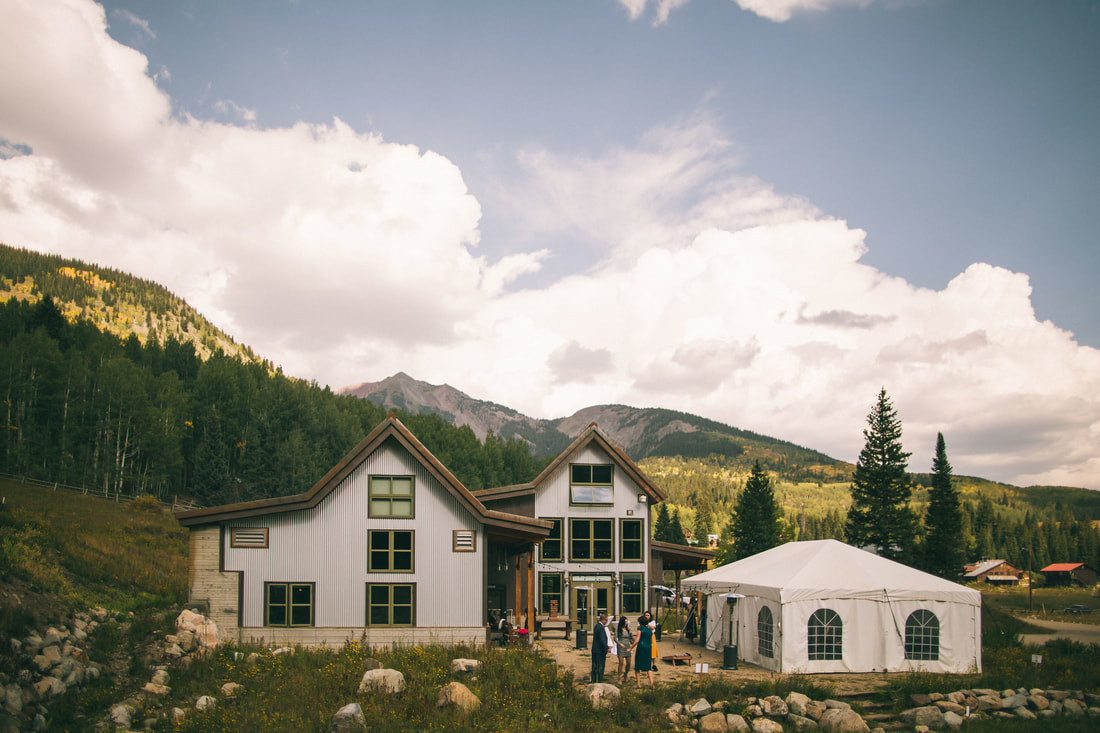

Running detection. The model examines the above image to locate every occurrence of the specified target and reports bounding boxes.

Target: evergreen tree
[922,433,964,577]
[668,507,688,545]
[692,504,713,546]
[725,460,782,561]
[845,388,917,562]
[653,502,673,542]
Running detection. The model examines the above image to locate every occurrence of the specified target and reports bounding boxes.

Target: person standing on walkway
[633,614,655,686]
[590,613,610,683]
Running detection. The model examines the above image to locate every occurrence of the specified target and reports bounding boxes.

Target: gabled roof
[473,422,666,503]
[964,559,1013,577]
[175,414,551,543]
[1041,563,1085,572]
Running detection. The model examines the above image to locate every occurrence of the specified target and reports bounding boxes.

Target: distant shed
[1040,563,1098,588]
[963,559,1024,586]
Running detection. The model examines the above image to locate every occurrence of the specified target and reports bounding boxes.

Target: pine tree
[729,460,782,561]
[668,507,688,545]
[845,388,917,562]
[692,504,713,546]
[653,502,673,542]
[922,433,964,577]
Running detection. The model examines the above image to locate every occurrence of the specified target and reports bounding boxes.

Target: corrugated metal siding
[533,444,649,614]
[223,440,483,629]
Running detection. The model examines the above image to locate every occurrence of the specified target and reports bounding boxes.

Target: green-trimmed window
[265,582,314,627]
[367,583,415,626]
[540,573,564,615]
[540,518,563,561]
[621,573,644,614]
[570,463,613,504]
[620,518,644,561]
[570,519,613,561]
[369,476,414,518]
[368,530,414,573]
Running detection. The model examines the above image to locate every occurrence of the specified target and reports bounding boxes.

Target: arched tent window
[807,608,842,660]
[757,606,775,658]
[904,609,940,661]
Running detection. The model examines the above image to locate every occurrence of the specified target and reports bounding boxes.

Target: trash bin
[722,644,738,670]
[575,628,587,650]
[654,622,662,641]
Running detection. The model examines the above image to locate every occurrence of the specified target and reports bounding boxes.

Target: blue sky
[1,0,1098,488]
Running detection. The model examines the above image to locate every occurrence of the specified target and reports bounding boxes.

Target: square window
[366,583,415,626]
[570,519,613,561]
[264,582,314,627]
[368,530,414,573]
[369,476,414,518]
[570,463,614,504]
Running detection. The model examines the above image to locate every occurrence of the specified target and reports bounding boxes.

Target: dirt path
[1018,617,1100,646]
[535,630,904,696]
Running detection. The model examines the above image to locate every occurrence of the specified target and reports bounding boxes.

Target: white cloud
[1,0,1098,491]
[213,99,256,123]
[620,0,878,24]
[109,7,155,43]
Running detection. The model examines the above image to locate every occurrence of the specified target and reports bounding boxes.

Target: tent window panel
[904,609,940,661]
[757,606,775,659]
[808,608,842,661]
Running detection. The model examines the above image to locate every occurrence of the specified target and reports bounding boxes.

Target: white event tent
[681,540,982,674]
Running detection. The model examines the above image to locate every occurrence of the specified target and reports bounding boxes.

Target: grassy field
[981,585,1100,626]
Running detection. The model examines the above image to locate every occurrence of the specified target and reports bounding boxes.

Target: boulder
[152,669,170,686]
[789,713,820,731]
[819,708,870,733]
[110,703,134,727]
[689,697,713,717]
[752,717,784,733]
[195,695,217,712]
[584,683,620,710]
[1013,707,1036,720]
[974,695,1001,711]
[436,682,480,713]
[934,701,965,715]
[698,711,728,733]
[727,713,751,733]
[170,707,187,725]
[1026,694,1048,710]
[762,695,789,718]
[804,701,828,720]
[176,610,220,649]
[330,702,366,732]
[1062,699,1086,717]
[942,711,963,730]
[909,694,933,707]
[164,643,184,659]
[358,669,406,695]
[272,646,294,656]
[143,683,170,696]
[221,682,244,697]
[32,678,64,700]
[900,706,945,731]
[824,700,852,710]
[1046,689,1071,702]
[787,692,811,717]
[1000,694,1026,710]
[450,659,480,674]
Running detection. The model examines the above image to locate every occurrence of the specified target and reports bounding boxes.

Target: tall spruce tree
[668,507,688,545]
[716,460,782,564]
[922,433,965,577]
[845,388,917,562]
[653,502,673,543]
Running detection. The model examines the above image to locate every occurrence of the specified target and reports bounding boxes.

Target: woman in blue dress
[632,615,655,686]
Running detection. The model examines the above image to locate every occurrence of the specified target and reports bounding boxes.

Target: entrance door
[573,588,590,629]
[572,583,614,629]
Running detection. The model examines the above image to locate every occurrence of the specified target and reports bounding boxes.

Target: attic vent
[453,530,476,552]
[231,527,269,548]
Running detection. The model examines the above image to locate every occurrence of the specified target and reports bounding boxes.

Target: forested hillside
[0,296,546,506]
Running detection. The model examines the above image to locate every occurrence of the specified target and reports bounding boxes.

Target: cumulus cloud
[1,0,1098,490]
[620,0,878,24]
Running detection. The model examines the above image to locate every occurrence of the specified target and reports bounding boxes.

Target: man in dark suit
[591,613,609,682]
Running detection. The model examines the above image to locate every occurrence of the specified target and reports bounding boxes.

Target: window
[570,463,613,504]
[621,573,644,614]
[368,530,414,573]
[540,573,563,615]
[904,609,940,661]
[369,476,414,518]
[230,527,268,548]
[453,530,476,552]
[265,582,314,627]
[808,608,842,661]
[758,607,775,659]
[540,518,563,561]
[570,519,613,561]
[620,519,643,562]
[367,583,415,626]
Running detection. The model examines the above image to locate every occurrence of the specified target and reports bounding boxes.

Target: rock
[746,704,763,718]
[752,717,784,733]
[170,707,186,724]
[789,713,820,731]
[4,684,22,713]
[330,702,365,732]
[900,706,945,731]
[143,683,170,696]
[32,678,64,700]
[1000,694,1026,710]
[152,669,170,686]
[1046,689,1071,702]
[1050,700,1063,714]
[1037,709,1057,719]
[272,646,294,656]
[33,655,51,673]
[909,693,933,707]
[668,703,684,715]
[195,695,217,712]
[971,689,997,697]
[221,682,244,697]
[928,693,944,702]
[164,643,184,659]
[1062,699,1086,717]
[974,694,1001,711]
[762,695,789,718]
[934,701,965,715]
[176,610,220,649]
[689,697,713,717]
[942,711,963,730]
[787,692,811,717]
[698,711,728,732]
[436,682,480,713]
[819,708,870,733]
[583,683,620,710]
[824,700,852,710]
[946,692,966,705]
[110,703,134,727]
[727,713,751,733]
[1013,707,1036,720]
[358,669,405,694]
[450,658,480,674]
[42,629,62,647]
[177,629,197,652]
[804,701,828,720]
[714,700,730,713]
[246,652,260,666]
[1000,689,1015,698]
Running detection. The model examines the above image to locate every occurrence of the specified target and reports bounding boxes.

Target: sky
[1,0,1098,490]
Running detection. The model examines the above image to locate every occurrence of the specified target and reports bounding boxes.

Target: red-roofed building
[1040,563,1098,588]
